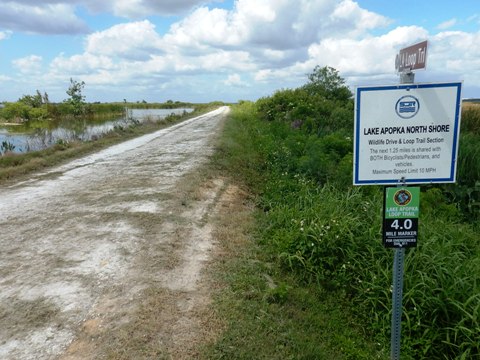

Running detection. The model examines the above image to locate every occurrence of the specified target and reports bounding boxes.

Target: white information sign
[354,82,462,185]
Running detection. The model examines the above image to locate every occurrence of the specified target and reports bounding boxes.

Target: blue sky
[0,0,479,103]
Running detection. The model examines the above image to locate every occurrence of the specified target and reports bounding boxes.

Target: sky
[0,0,479,103]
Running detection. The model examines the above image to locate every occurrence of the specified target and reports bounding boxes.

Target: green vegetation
[2,90,50,122]
[63,78,87,116]
[209,67,479,359]
[1,140,16,155]
[0,79,217,124]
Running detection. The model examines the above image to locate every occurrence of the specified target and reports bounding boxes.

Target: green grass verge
[200,102,388,359]
[204,235,387,359]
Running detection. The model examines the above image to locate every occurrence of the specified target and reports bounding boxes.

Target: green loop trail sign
[383,187,420,248]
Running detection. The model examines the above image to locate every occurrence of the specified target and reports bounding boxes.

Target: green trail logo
[393,189,412,206]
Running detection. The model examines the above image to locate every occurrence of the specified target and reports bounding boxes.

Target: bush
[1,102,31,121]
[298,133,352,186]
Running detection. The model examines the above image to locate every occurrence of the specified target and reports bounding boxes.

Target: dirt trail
[0,107,230,359]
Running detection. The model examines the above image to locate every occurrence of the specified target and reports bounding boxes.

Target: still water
[0,108,192,153]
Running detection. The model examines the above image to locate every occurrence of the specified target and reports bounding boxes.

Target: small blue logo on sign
[395,95,420,119]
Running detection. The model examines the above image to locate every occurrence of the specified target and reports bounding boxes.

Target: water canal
[0,108,192,153]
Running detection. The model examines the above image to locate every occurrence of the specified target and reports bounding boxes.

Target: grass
[203,215,388,359]
[0,297,60,333]
[461,101,480,135]
[101,287,176,360]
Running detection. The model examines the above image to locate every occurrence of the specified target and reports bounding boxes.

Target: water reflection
[0,108,192,153]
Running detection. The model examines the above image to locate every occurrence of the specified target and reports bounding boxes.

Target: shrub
[1,102,31,122]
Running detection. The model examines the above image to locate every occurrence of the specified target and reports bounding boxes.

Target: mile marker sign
[353,82,462,185]
[383,187,420,248]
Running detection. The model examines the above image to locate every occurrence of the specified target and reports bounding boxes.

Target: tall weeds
[224,71,479,358]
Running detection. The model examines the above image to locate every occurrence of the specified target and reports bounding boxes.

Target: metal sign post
[389,66,414,360]
[391,245,405,360]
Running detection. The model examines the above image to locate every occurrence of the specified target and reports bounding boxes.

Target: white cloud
[164,7,238,49]
[224,73,249,87]
[50,53,115,76]
[430,31,480,78]
[164,0,390,53]
[198,51,254,72]
[0,3,88,34]
[437,18,457,30]
[86,20,163,60]
[252,66,308,88]
[0,30,12,40]
[12,55,43,74]
[328,0,391,37]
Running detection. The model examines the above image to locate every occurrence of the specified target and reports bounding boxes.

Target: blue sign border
[354,82,462,185]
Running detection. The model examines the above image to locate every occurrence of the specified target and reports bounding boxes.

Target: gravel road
[0,107,229,359]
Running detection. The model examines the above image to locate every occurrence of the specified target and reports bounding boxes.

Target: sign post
[353,40,462,360]
[389,68,415,360]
